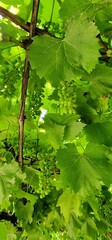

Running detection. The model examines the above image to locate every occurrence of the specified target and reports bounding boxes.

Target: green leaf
[1,0,22,4]
[64,16,99,72]
[81,217,98,240]
[76,89,99,123]
[57,188,81,222]
[68,214,82,239]
[29,17,99,85]
[60,0,112,25]
[85,121,112,146]
[45,113,79,125]
[39,0,61,25]
[1,22,19,39]
[15,189,37,205]
[0,41,14,50]
[0,222,7,240]
[95,3,112,32]
[23,166,39,191]
[57,143,112,194]
[29,35,75,86]
[64,121,85,141]
[41,113,84,141]
[60,0,94,23]
[39,118,65,149]
[83,64,112,97]
[0,161,18,204]
[0,160,25,205]
[15,200,34,225]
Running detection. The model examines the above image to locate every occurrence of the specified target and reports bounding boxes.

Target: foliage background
[0,0,112,239]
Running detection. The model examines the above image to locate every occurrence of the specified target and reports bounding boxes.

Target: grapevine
[36,149,57,198]
[0,57,23,97]
[0,0,112,239]
[58,79,77,114]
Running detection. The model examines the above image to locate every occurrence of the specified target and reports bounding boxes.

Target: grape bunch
[58,79,77,114]
[49,22,64,38]
[0,57,23,97]
[28,89,44,119]
[36,150,56,199]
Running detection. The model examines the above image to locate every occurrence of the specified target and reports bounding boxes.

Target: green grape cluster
[58,80,77,114]
[99,199,112,227]
[0,57,23,97]
[49,22,64,38]
[39,20,64,38]
[28,89,44,119]
[36,150,56,199]
[98,186,112,232]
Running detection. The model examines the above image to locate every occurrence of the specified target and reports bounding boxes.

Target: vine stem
[0,6,56,39]
[18,0,40,165]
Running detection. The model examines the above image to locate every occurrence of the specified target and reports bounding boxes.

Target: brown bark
[0,5,53,38]
[18,0,40,165]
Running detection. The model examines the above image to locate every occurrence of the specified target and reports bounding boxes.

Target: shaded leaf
[0,161,25,205]
[83,64,112,97]
[15,201,34,225]
[0,161,18,204]
[23,166,39,191]
[57,188,81,222]
[85,121,112,146]
[39,118,65,149]
[81,217,98,240]
[60,0,112,26]
[57,143,112,194]
[64,121,85,141]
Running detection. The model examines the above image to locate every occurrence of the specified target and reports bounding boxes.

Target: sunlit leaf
[29,16,99,86]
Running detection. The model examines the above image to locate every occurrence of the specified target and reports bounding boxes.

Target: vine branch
[0,6,53,38]
[18,0,40,165]
[97,34,108,52]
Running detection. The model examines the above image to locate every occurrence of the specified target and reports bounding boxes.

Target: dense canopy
[0,0,112,239]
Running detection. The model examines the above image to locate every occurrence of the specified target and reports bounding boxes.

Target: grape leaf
[38,0,61,25]
[39,118,65,149]
[64,16,99,73]
[42,113,84,141]
[1,21,26,39]
[29,35,76,86]
[15,189,37,205]
[0,222,7,240]
[0,161,19,204]
[81,217,98,240]
[29,16,99,85]
[15,200,34,225]
[23,0,31,5]
[1,0,22,4]
[0,42,14,50]
[57,188,81,222]
[45,113,79,125]
[56,143,112,194]
[85,121,112,146]
[95,3,112,32]
[86,195,100,220]
[0,161,25,205]
[60,0,94,23]
[64,121,85,141]
[76,89,99,123]
[59,0,112,25]
[82,64,112,97]
[23,166,39,191]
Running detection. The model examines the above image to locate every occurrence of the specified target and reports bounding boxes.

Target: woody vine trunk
[18,0,40,165]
